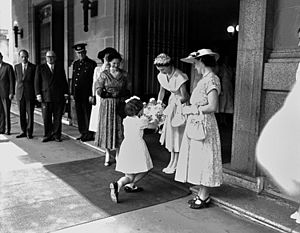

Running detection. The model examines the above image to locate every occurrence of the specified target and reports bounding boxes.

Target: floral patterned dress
[158,68,189,153]
[175,72,223,187]
[94,69,128,150]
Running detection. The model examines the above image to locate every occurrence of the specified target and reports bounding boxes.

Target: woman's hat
[180,49,219,63]
[97,47,117,59]
[154,53,172,66]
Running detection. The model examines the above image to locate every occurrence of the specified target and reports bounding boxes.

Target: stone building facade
[11,0,300,201]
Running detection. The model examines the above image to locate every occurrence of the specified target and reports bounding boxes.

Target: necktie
[22,64,26,76]
[51,65,54,73]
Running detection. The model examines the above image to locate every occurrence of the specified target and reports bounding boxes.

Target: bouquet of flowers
[143,98,166,130]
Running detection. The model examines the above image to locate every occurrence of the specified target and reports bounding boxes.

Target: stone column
[114,0,130,71]
[231,0,268,175]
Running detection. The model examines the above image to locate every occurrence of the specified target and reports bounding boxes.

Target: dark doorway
[35,1,64,65]
[129,0,240,164]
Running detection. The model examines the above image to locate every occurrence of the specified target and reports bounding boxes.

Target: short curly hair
[124,98,144,117]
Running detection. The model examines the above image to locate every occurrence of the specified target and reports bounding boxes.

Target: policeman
[71,43,97,141]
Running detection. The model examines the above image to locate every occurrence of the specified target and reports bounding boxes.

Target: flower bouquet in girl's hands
[143,98,166,130]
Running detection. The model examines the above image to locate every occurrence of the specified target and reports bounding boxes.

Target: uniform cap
[72,43,87,52]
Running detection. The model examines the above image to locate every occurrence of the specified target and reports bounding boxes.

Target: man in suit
[0,52,15,135]
[71,43,97,141]
[35,50,69,142]
[14,49,36,139]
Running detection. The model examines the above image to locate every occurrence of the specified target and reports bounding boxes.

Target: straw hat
[180,49,219,63]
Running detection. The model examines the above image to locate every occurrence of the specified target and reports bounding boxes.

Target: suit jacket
[34,62,68,102]
[0,62,15,99]
[14,62,36,101]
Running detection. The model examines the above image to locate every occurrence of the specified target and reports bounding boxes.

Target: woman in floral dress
[154,53,189,174]
[175,49,222,209]
[94,52,129,166]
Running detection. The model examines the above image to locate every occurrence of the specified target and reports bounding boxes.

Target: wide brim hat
[180,49,219,64]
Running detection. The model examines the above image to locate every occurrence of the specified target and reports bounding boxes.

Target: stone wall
[259,0,300,129]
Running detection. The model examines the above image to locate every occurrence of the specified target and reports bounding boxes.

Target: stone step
[0,134,9,142]
[191,183,300,233]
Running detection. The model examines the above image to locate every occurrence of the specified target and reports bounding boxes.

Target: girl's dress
[89,65,105,132]
[158,68,189,153]
[94,69,128,150]
[175,72,223,187]
[116,116,153,174]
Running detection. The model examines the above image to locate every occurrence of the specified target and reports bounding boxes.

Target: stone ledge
[0,134,9,142]
[191,183,300,233]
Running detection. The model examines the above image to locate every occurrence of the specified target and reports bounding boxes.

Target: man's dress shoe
[42,137,53,142]
[16,133,27,138]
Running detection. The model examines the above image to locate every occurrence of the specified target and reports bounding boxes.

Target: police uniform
[71,43,97,141]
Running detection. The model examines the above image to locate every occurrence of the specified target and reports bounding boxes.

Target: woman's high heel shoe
[189,196,211,209]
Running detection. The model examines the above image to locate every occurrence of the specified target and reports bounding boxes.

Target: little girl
[110,96,153,203]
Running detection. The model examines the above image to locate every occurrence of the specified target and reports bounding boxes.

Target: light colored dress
[116,116,153,174]
[175,72,223,187]
[158,68,189,152]
[296,62,300,81]
[89,65,105,132]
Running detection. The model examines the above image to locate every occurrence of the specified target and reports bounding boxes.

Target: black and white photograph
[0,0,300,232]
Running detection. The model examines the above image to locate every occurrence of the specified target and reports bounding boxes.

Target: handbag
[171,103,186,127]
[186,114,206,140]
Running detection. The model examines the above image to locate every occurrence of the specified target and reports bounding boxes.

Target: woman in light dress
[175,49,222,209]
[89,47,117,133]
[110,97,153,203]
[154,53,189,174]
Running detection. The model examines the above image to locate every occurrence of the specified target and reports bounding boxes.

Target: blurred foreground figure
[256,79,300,224]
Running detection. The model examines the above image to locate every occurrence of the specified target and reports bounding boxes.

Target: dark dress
[94,69,128,150]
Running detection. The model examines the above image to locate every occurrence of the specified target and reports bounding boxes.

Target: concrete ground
[0,113,282,233]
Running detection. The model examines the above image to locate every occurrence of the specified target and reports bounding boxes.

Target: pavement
[0,105,299,232]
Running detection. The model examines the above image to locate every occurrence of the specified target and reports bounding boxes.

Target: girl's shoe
[104,161,111,167]
[290,211,300,220]
[124,185,144,193]
[110,182,119,203]
[189,196,211,209]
